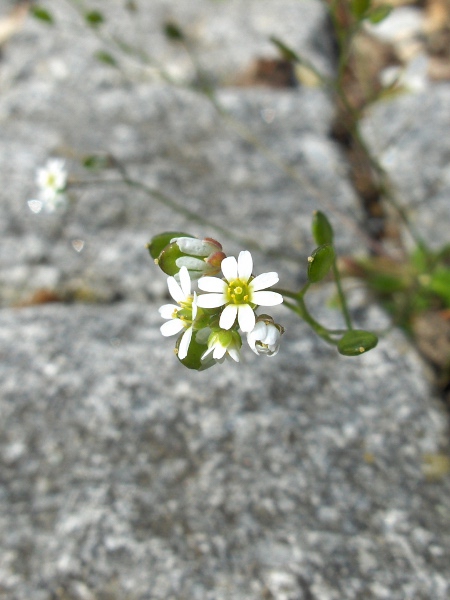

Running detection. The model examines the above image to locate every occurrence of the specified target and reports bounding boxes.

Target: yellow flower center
[226,279,250,304]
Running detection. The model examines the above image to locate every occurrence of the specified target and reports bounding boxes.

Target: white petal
[248,321,266,343]
[192,291,198,319]
[250,272,279,291]
[213,344,227,360]
[251,291,284,306]
[201,346,215,360]
[265,326,280,346]
[167,276,184,303]
[198,276,227,293]
[196,293,226,308]
[160,319,185,337]
[179,266,191,297]
[178,327,193,360]
[237,304,256,333]
[175,237,209,256]
[221,256,238,282]
[176,257,206,271]
[227,348,240,362]
[219,304,238,330]
[159,304,179,319]
[237,251,253,282]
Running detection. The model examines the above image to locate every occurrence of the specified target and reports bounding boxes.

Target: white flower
[196,250,283,333]
[202,329,242,363]
[247,316,284,357]
[159,266,197,360]
[34,158,68,212]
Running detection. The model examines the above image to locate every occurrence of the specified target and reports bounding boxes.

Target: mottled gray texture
[361,85,450,250]
[1,2,450,599]
[0,0,361,307]
[1,302,449,600]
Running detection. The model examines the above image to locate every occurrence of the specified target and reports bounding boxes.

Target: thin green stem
[332,260,353,330]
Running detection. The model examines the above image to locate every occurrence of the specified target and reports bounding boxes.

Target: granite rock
[0,0,363,307]
[0,302,449,600]
[361,85,450,250]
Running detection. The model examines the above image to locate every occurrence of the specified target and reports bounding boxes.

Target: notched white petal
[159,304,178,319]
[179,266,191,297]
[237,250,253,282]
[160,319,185,337]
[250,272,279,291]
[178,327,193,360]
[220,304,238,330]
[167,276,184,303]
[196,293,226,308]
[251,291,283,306]
[221,256,238,282]
[198,276,227,293]
[237,303,256,333]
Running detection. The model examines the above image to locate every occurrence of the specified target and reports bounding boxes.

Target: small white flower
[202,329,242,363]
[196,250,283,333]
[247,316,284,357]
[34,158,68,212]
[159,266,197,360]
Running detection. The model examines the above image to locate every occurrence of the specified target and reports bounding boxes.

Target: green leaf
[368,4,393,24]
[147,232,194,261]
[270,36,300,62]
[164,21,185,41]
[350,0,371,19]
[312,210,334,245]
[85,10,105,27]
[429,269,450,306]
[82,154,111,171]
[307,244,335,283]
[31,6,54,24]
[94,51,118,67]
[338,330,378,356]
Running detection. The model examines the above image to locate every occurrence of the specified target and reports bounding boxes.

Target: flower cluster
[152,234,285,370]
[28,158,68,214]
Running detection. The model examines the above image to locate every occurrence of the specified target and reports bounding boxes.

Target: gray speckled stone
[361,85,450,250]
[0,302,449,600]
[0,0,364,307]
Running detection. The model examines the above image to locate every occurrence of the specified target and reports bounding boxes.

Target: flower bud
[247,315,284,357]
[174,237,226,278]
[149,234,226,279]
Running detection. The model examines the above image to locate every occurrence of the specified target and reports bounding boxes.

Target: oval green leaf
[31,6,54,24]
[368,5,393,24]
[338,330,378,356]
[312,210,334,245]
[307,244,335,283]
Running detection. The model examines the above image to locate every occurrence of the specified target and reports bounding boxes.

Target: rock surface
[0,1,450,599]
[1,303,450,600]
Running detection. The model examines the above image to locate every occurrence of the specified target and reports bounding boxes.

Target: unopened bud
[247,315,284,357]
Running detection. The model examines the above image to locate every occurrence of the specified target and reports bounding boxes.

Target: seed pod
[311,211,334,245]
[307,244,335,283]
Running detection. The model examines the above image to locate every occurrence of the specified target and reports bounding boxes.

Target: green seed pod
[311,211,334,245]
[307,244,335,283]
[156,241,186,276]
[176,333,216,371]
[337,330,378,356]
[147,232,194,261]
